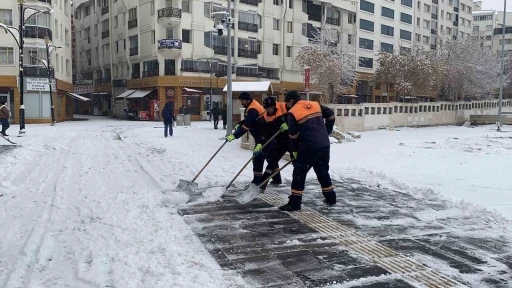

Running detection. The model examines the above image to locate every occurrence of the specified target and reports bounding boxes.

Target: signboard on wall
[304,68,310,92]
[166,88,175,99]
[158,39,183,50]
[74,85,95,94]
[139,111,150,120]
[25,78,56,92]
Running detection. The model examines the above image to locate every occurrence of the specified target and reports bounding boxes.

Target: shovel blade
[235,183,261,204]
[173,179,199,195]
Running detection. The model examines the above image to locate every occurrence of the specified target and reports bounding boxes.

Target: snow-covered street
[0,117,511,287]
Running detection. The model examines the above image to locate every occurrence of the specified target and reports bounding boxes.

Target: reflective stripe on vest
[289,100,322,125]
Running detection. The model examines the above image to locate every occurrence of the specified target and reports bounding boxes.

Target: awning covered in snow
[223,81,273,94]
[67,93,91,102]
[126,89,155,99]
[115,89,136,99]
[182,87,203,93]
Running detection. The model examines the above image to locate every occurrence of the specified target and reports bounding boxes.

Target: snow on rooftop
[223,81,273,93]
[473,10,496,15]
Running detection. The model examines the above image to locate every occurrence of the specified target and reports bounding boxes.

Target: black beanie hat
[262,96,276,108]
[284,90,300,102]
[238,91,252,100]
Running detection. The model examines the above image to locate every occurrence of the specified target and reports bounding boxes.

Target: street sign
[304,68,310,92]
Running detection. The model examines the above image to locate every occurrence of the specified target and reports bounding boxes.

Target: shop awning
[115,89,136,99]
[67,93,91,102]
[126,89,155,99]
[223,81,273,94]
[183,87,203,93]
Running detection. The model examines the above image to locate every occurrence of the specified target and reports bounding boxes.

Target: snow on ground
[1,117,511,287]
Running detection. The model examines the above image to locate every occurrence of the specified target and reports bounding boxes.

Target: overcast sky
[481,0,510,11]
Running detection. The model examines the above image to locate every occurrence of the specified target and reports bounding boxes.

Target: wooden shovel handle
[192,140,228,182]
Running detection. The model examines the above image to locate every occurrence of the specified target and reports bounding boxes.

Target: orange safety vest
[263,102,287,122]
[242,100,265,131]
[289,100,322,125]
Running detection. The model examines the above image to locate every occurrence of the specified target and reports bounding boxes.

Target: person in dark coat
[221,103,227,129]
[178,105,185,115]
[162,99,175,137]
[211,104,221,129]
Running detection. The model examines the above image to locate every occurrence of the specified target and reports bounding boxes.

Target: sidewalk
[179,178,512,287]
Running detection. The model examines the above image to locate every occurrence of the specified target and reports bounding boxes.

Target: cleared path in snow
[0,118,244,288]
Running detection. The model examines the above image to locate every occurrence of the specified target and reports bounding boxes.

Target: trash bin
[176,114,184,126]
[183,114,191,126]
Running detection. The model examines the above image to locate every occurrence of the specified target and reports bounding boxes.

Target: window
[460,18,465,26]
[358,57,373,69]
[326,7,340,25]
[381,24,394,36]
[0,47,14,64]
[129,7,137,21]
[447,13,452,20]
[400,13,412,24]
[360,0,375,13]
[302,23,307,36]
[151,30,155,44]
[287,21,293,33]
[461,3,465,11]
[423,20,430,29]
[65,29,69,45]
[424,4,430,12]
[289,0,293,8]
[182,29,191,43]
[348,34,353,44]
[473,26,479,32]
[417,1,421,10]
[416,17,420,26]
[238,11,261,27]
[359,38,374,50]
[286,46,291,57]
[94,24,98,35]
[66,59,70,74]
[416,33,421,42]
[55,20,59,37]
[101,19,109,32]
[273,18,280,30]
[85,6,90,16]
[400,29,412,40]
[182,0,190,12]
[401,0,412,7]
[114,15,118,28]
[486,25,492,31]
[360,19,374,32]
[381,7,394,19]
[486,35,492,41]
[273,44,279,55]
[422,35,429,44]
[55,53,59,71]
[348,13,356,24]
[381,42,393,53]
[441,10,444,18]
[273,0,280,5]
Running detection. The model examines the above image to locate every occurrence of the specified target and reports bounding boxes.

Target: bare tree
[294,26,358,103]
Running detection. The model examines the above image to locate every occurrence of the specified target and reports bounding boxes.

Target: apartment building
[72,0,358,119]
[356,0,474,102]
[0,0,74,124]
[471,1,496,51]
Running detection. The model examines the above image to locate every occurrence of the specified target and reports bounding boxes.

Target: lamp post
[0,1,53,135]
[497,1,507,132]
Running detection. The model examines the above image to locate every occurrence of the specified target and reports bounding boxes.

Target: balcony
[236,70,259,78]
[453,21,458,27]
[431,29,437,34]
[102,6,109,15]
[165,68,176,76]
[181,67,211,74]
[129,47,138,56]
[23,66,54,77]
[128,19,138,29]
[213,45,234,56]
[142,70,159,78]
[157,7,182,26]
[454,7,459,13]
[326,17,340,26]
[112,79,127,87]
[430,44,437,50]
[102,30,109,39]
[24,26,52,41]
[239,0,258,6]
[238,49,258,59]
[131,71,140,79]
[157,39,182,58]
[238,22,258,33]
[431,13,438,20]
[38,0,51,4]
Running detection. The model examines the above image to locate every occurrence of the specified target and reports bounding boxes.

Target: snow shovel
[235,159,293,204]
[173,140,228,194]
[225,130,282,191]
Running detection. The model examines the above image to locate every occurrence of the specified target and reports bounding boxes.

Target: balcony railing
[326,17,340,26]
[239,0,258,6]
[454,7,459,13]
[431,13,438,20]
[131,71,140,79]
[238,49,258,59]
[129,47,138,56]
[24,26,53,41]
[236,70,259,78]
[431,29,437,34]
[213,45,234,56]
[23,66,54,77]
[102,6,109,15]
[238,22,258,32]
[101,30,109,39]
[432,0,438,3]
[157,7,182,20]
[128,19,138,29]
[38,0,51,5]
[142,70,159,78]
[453,21,458,27]
[112,79,127,87]
[181,67,211,73]
[165,68,176,75]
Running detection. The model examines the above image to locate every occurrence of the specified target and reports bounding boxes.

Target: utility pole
[18,0,26,135]
[498,0,506,131]
[226,0,233,136]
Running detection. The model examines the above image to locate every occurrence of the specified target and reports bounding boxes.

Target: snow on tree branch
[293,26,358,103]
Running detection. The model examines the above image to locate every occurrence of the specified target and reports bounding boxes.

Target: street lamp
[497,1,507,131]
[31,36,61,125]
[0,1,53,135]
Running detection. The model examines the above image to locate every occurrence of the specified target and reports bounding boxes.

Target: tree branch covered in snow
[293,26,358,103]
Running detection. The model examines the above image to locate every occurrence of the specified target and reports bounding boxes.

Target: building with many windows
[72,0,359,120]
[0,0,74,124]
[471,1,497,51]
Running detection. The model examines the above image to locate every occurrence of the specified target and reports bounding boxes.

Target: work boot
[259,172,272,191]
[278,194,302,211]
[270,172,282,186]
[322,191,336,206]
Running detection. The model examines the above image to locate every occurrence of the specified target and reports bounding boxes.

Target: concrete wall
[327,100,512,132]
[470,114,512,125]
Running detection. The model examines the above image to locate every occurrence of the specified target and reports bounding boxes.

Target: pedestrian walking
[0,100,10,137]
[211,104,221,129]
[279,90,336,212]
[179,105,186,115]
[225,92,266,186]
[162,99,175,138]
[221,103,227,129]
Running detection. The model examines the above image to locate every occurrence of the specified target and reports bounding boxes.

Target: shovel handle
[192,140,227,182]
[258,159,293,188]
[225,130,282,190]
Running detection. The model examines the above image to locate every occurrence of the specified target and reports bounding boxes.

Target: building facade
[73,0,359,120]
[0,0,74,124]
